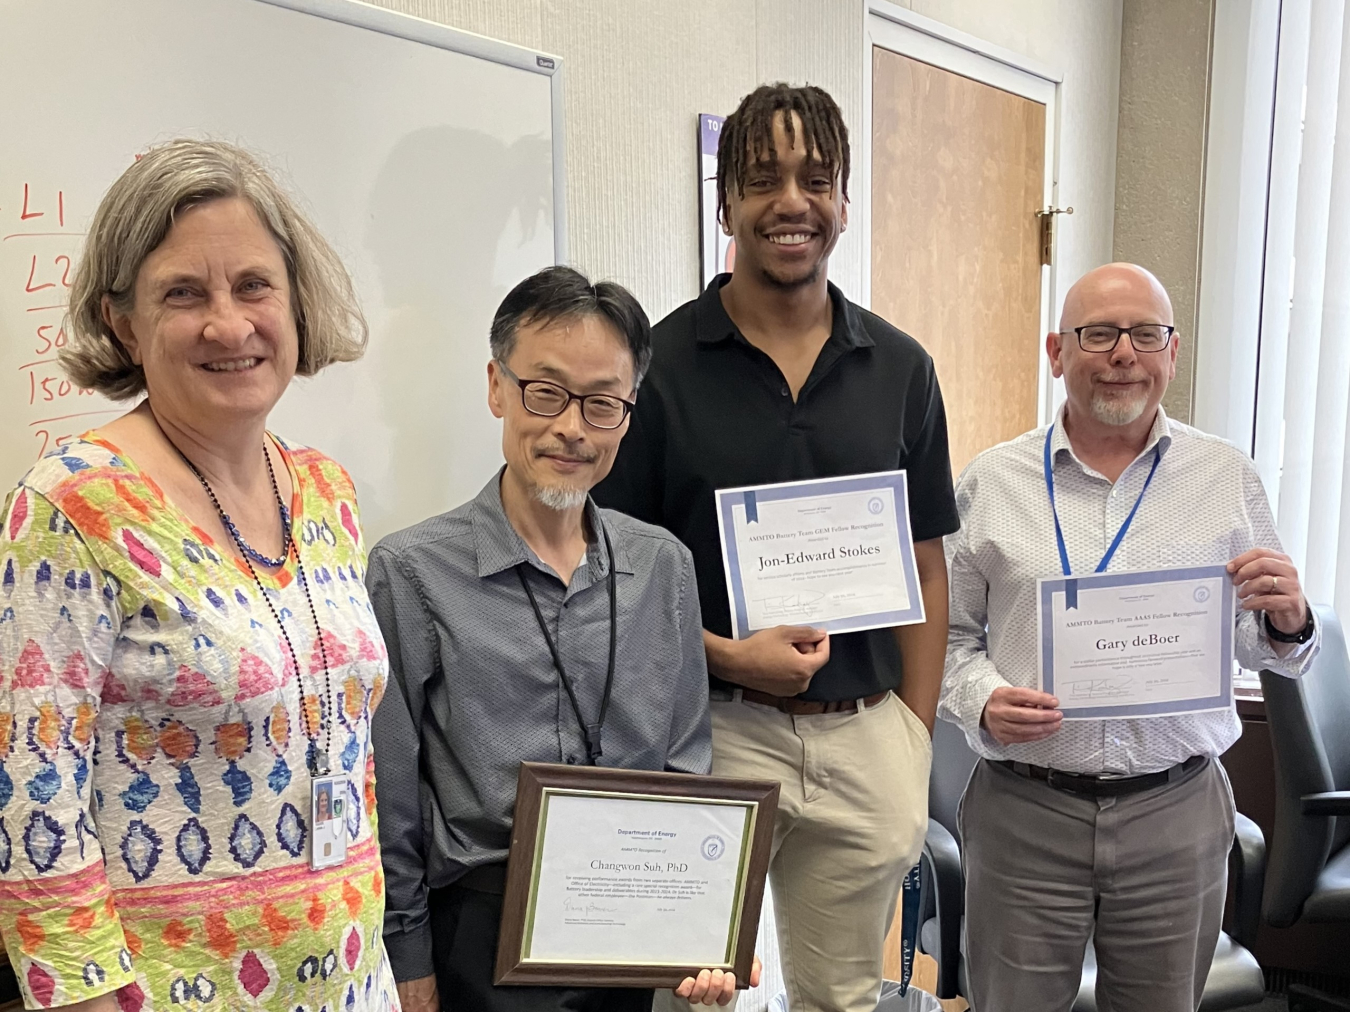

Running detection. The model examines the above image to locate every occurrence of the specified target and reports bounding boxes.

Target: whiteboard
[0,0,564,544]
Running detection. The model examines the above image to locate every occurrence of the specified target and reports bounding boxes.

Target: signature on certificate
[754,591,825,618]
[1064,675,1134,699]
[564,897,620,917]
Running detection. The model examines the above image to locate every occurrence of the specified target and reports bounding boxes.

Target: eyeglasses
[1069,324,1175,354]
[496,362,635,430]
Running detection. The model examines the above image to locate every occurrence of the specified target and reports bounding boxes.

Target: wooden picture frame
[495,762,779,989]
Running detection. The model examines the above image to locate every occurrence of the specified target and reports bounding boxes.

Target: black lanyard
[516,528,617,765]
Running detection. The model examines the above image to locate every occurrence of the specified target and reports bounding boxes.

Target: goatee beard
[533,484,588,511]
[1090,393,1149,427]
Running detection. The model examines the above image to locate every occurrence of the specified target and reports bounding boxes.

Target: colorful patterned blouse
[0,436,399,1011]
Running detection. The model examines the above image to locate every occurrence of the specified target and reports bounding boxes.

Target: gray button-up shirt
[368,472,712,981]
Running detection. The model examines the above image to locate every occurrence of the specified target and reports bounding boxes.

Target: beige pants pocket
[891,693,933,754]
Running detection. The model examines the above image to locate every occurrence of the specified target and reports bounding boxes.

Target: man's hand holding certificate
[714,471,925,639]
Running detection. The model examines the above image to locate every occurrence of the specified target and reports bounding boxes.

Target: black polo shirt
[594,275,959,702]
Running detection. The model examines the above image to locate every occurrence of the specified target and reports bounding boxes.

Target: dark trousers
[428,882,655,1012]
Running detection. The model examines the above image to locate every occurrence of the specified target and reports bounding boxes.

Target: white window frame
[860,1,1065,423]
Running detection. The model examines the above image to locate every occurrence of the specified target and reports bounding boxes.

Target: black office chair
[918,718,1266,1010]
[1260,604,1350,1012]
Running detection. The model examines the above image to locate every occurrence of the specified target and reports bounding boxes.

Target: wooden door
[874,47,1045,998]
[870,47,1046,476]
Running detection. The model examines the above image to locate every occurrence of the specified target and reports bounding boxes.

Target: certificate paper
[524,793,753,966]
[715,471,924,639]
[1038,566,1235,719]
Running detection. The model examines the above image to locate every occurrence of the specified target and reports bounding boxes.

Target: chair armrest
[1229,812,1265,950]
[1301,791,1350,816]
[922,818,964,1000]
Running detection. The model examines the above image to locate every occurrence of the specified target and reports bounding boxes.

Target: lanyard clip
[310,747,331,778]
[583,724,604,764]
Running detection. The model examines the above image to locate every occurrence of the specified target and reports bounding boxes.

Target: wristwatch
[1265,606,1316,644]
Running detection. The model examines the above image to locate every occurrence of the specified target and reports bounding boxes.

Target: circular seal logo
[701,835,726,861]
[867,497,885,515]
[1193,586,1211,603]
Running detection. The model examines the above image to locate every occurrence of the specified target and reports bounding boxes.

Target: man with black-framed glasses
[368,267,755,1012]
[941,262,1319,1011]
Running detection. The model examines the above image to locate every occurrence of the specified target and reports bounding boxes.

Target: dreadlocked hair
[716,83,850,229]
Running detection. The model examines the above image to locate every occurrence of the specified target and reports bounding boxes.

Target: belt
[739,688,892,715]
[993,754,1207,798]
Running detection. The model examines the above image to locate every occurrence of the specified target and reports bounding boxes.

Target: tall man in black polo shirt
[595,84,959,1012]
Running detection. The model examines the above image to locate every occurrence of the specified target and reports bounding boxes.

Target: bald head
[1048,262,1179,435]
[1059,263,1173,332]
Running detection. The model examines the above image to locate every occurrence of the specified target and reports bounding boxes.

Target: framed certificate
[1038,565,1235,719]
[495,763,779,988]
[714,470,925,639]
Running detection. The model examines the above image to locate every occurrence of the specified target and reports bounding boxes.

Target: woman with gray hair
[0,140,399,1011]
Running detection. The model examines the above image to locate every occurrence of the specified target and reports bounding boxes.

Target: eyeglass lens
[522,382,628,428]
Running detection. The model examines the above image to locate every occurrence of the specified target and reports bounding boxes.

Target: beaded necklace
[179,442,335,777]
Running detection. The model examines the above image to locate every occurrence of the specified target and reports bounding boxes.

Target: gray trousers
[958,757,1236,1012]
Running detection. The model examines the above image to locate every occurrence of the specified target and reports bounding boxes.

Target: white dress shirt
[940,406,1319,774]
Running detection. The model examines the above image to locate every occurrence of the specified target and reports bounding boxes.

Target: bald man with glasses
[940,263,1320,1011]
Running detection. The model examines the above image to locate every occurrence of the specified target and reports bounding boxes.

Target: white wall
[370,0,1121,326]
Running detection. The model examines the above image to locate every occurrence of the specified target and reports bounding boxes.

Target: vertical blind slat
[1334,393,1350,614]
[1275,0,1346,574]
[1253,3,1312,502]
[1305,4,1350,604]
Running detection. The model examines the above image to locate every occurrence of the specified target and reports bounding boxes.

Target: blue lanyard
[1044,425,1160,604]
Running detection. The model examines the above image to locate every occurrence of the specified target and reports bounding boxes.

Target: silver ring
[1272,575,1279,594]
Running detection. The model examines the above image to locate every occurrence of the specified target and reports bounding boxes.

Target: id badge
[311,775,348,870]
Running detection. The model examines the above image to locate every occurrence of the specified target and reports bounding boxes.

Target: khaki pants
[958,758,1236,1012]
[659,690,931,1012]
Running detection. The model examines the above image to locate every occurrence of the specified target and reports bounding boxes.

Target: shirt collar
[469,468,635,580]
[693,273,875,351]
[1050,402,1175,468]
